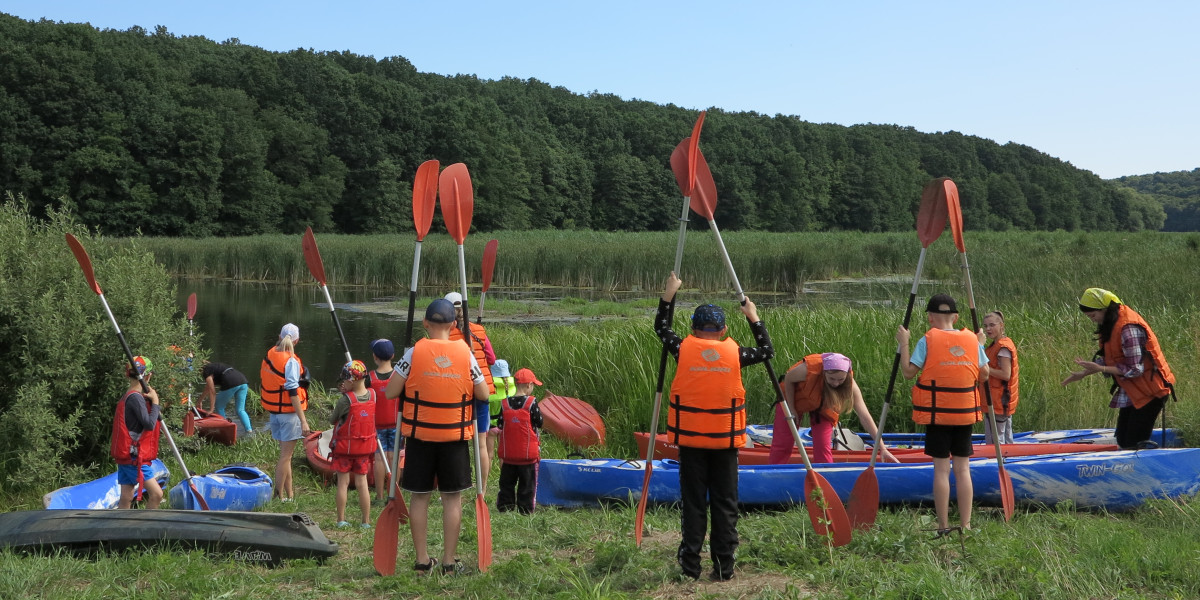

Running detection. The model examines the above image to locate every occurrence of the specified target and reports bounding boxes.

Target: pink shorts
[332,454,373,475]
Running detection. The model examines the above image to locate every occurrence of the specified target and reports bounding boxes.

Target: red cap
[514,368,542,386]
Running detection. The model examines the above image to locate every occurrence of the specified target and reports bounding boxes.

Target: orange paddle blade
[806,472,852,547]
[65,233,102,295]
[685,111,706,196]
[687,149,718,221]
[301,227,327,286]
[846,466,880,530]
[669,138,691,196]
[481,239,498,292]
[182,410,195,437]
[999,466,1015,522]
[373,501,401,575]
[917,178,952,249]
[634,466,653,546]
[413,159,439,240]
[476,494,492,572]
[439,163,474,244]
[186,293,197,320]
[944,178,965,253]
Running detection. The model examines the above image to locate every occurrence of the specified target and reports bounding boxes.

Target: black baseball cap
[925,293,958,314]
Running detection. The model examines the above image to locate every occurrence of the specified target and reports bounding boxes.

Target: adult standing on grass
[112,356,163,510]
[200,360,252,435]
[385,299,489,576]
[656,272,773,582]
[1061,288,1176,449]
[330,360,375,529]
[769,352,898,465]
[445,291,498,488]
[980,311,1019,445]
[260,323,311,502]
[897,294,989,537]
[367,338,396,503]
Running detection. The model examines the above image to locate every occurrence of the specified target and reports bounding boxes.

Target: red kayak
[185,408,237,446]
[633,432,1118,465]
[540,393,605,449]
[303,429,403,488]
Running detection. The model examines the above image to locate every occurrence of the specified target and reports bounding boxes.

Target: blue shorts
[377,428,398,453]
[268,412,303,442]
[117,463,157,486]
[475,399,490,433]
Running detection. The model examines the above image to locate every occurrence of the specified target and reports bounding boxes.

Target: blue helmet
[691,304,726,332]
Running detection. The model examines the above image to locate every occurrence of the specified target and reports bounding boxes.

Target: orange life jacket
[450,322,495,395]
[668,336,747,449]
[110,390,161,466]
[788,354,843,423]
[1102,305,1175,408]
[980,336,1019,417]
[332,390,377,457]
[369,369,396,428]
[912,328,982,426]
[259,347,308,414]
[400,338,476,442]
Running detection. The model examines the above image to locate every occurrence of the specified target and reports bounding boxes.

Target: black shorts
[400,437,473,493]
[924,424,975,459]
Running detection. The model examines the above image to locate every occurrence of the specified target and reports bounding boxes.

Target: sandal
[933,526,962,539]
[413,557,438,574]
[441,558,467,576]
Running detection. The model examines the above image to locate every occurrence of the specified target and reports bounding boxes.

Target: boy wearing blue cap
[368,338,397,502]
[656,272,773,581]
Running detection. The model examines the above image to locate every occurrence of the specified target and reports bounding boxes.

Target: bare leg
[410,492,431,564]
[355,473,371,524]
[374,450,387,500]
[932,457,951,530]
[440,491,463,564]
[952,455,973,529]
[118,484,135,509]
[143,478,164,509]
[275,439,298,499]
[335,472,350,522]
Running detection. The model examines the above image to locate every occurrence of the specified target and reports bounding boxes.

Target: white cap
[444,291,463,306]
[279,323,300,341]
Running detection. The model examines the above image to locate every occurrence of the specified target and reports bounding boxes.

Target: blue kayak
[746,425,1182,449]
[537,448,1200,512]
[169,464,273,511]
[43,459,171,510]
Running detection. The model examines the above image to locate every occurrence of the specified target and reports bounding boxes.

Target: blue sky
[6,1,1197,179]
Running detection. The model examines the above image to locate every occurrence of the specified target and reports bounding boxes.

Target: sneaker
[280,497,293,503]
[360,522,372,529]
[336,521,351,529]
[441,558,468,576]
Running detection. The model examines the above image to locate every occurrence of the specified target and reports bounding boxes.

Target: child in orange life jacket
[495,367,544,514]
[897,293,989,536]
[330,360,375,528]
[656,272,773,582]
[367,338,397,503]
[980,311,1019,445]
[112,356,164,510]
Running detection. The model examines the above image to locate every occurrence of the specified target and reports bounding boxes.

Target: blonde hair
[821,372,855,415]
[275,335,295,354]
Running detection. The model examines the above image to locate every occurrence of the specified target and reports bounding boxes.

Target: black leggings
[1115,396,1167,449]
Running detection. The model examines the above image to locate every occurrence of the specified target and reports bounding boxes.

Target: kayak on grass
[745,424,1182,449]
[43,459,171,510]
[0,509,337,565]
[187,408,237,446]
[168,464,272,511]
[539,393,606,449]
[633,432,1118,465]
[303,429,404,488]
[537,448,1200,512]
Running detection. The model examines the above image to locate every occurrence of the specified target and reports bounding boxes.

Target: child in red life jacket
[368,338,397,503]
[112,356,163,509]
[495,367,544,514]
[330,360,376,528]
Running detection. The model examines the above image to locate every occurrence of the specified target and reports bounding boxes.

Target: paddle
[635,111,705,546]
[182,293,201,436]
[846,178,951,529]
[65,233,209,511]
[439,162,493,572]
[374,161,436,575]
[944,179,1016,522]
[477,239,498,324]
[687,149,852,547]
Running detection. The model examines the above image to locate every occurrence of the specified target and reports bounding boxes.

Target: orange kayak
[633,432,1118,465]
[540,394,605,449]
[191,408,237,446]
[303,429,404,488]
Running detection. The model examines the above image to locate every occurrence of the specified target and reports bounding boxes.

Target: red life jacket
[1102,305,1176,408]
[400,338,476,442]
[668,336,747,449]
[912,328,982,426]
[332,390,377,457]
[369,369,396,428]
[110,390,161,466]
[498,396,539,465]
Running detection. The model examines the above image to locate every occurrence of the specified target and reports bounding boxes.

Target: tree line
[0,13,1175,237]
[1113,169,1200,232]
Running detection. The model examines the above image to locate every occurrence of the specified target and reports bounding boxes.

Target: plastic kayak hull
[634,432,1118,465]
[303,429,403,488]
[169,464,273,511]
[539,393,605,448]
[537,448,1200,512]
[0,509,337,565]
[190,408,237,446]
[745,424,1182,449]
[43,459,171,510]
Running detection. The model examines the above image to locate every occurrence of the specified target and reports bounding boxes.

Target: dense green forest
[0,13,1176,236]
[1114,169,1200,231]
